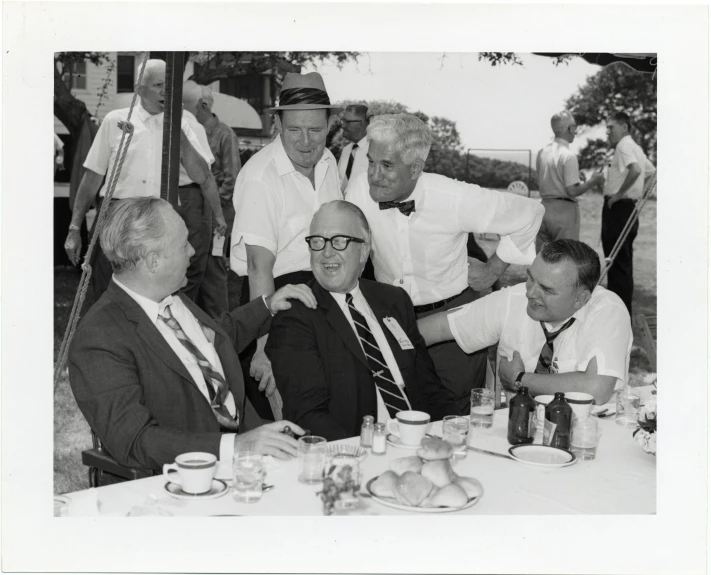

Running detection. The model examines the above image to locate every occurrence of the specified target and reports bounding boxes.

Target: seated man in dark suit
[265,200,460,441]
[68,197,316,472]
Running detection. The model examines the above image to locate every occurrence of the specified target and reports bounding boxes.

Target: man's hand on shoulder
[265,284,317,314]
[233,420,306,460]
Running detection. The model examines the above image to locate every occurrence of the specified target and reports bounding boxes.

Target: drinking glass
[615,389,641,428]
[298,435,327,484]
[442,415,470,459]
[570,416,602,460]
[327,454,361,511]
[470,388,495,428]
[53,496,69,517]
[232,452,265,503]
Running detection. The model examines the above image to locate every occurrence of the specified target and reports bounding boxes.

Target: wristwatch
[68,224,81,232]
[514,371,526,391]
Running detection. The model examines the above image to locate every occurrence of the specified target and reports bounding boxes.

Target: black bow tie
[379,200,416,216]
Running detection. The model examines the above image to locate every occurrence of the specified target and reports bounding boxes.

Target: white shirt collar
[330,283,363,306]
[356,135,368,148]
[112,276,174,323]
[553,137,570,147]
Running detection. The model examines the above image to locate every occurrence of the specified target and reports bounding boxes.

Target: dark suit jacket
[68,280,267,471]
[265,279,460,441]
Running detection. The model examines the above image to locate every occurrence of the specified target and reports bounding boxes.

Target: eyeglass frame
[305,235,366,252]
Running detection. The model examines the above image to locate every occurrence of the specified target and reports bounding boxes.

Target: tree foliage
[329,98,536,190]
[566,63,657,166]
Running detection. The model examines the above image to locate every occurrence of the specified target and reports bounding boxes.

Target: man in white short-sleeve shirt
[601,111,656,314]
[337,104,370,195]
[346,113,544,413]
[230,72,342,419]
[536,111,605,251]
[63,59,217,301]
[418,239,631,405]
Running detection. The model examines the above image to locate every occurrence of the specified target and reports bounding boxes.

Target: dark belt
[542,196,576,203]
[413,287,469,314]
[179,183,200,190]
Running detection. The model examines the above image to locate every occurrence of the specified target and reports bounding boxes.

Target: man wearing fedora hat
[230,71,342,419]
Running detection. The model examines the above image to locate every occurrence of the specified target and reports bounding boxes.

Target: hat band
[278,87,331,107]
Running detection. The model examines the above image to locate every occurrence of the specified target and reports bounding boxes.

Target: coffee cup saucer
[164,479,228,500]
[386,434,420,450]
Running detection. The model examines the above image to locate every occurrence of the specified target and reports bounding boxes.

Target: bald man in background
[64,60,216,301]
[182,81,230,316]
[535,111,605,252]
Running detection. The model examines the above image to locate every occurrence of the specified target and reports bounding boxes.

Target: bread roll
[395,471,434,507]
[390,455,424,475]
[430,483,468,508]
[370,470,399,498]
[420,459,457,487]
[454,476,484,499]
[420,486,440,508]
[416,436,454,460]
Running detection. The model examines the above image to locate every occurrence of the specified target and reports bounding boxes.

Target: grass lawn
[53,191,656,494]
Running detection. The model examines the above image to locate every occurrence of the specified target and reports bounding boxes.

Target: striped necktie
[345,293,411,417]
[535,317,576,374]
[345,143,358,180]
[159,304,240,430]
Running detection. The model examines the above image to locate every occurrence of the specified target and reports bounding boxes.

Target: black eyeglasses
[305,235,365,251]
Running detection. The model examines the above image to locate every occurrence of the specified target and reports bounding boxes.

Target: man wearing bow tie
[418,240,631,405]
[346,114,544,412]
[68,197,316,471]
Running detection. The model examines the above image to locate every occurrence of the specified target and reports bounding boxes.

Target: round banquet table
[60,396,656,516]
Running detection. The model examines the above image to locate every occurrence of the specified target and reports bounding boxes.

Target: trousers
[177,184,212,303]
[416,288,487,415]
[536,198,580,252]
[601,198,638,314]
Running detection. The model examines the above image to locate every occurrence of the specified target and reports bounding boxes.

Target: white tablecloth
[62,390,656,516]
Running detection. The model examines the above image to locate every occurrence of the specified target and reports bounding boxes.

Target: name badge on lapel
[382,317,414,350]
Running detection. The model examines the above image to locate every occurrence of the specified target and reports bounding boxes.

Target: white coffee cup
[564,392,595,421]
[386,410,431,446]
[163,452,217,494]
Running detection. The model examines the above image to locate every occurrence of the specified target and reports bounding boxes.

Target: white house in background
[55,51,271,150]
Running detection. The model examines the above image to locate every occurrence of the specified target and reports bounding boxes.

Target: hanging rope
[598,169,657,285]
[54,53,150,386]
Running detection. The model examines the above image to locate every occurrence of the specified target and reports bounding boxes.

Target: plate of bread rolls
[365,437,483,512]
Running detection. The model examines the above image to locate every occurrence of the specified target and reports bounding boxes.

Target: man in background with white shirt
[266,200,459,440]
[536,111,605,252]
[68,197,316,471]
[601,111,656,314]
[418,239,631,406]
[63,60,219,302]
[337,104,369,196]
[346,114,544,413]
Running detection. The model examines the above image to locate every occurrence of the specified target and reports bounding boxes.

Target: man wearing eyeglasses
[337,104,370,196]
[265,200,460,441]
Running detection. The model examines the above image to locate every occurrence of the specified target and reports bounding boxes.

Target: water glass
[470,388,495,428]
[570,416,602,460]
[442,415,470,459]
[232,452,265,503]
[298,435,327,484]
[615,389,641,428]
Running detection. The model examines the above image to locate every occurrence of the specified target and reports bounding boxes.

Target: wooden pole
[160,52,185,207]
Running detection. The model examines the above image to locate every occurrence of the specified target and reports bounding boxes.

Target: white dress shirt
[84,103,213,198]
[346,171,544,306]
[112,277,236,463]
[447,283,632,389]
[603,135,654,200]
[230,136,341,277]
[337,136,369,195]
[331,286,411,423]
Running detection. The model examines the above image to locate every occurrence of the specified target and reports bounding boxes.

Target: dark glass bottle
[507,386,536,445]
[545,392,573,450]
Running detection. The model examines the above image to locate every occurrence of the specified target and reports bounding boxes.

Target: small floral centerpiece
[633,375,657,455]
[317,455,361,515]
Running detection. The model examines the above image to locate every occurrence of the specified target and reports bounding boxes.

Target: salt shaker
[372,422,387,455]
[360,415,374,448]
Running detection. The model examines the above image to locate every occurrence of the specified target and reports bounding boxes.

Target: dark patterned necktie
[535,317,576,374]
[379,200,416,216]
[345,294,411,417]
[159,304,240,430]
[345,143,358,180]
